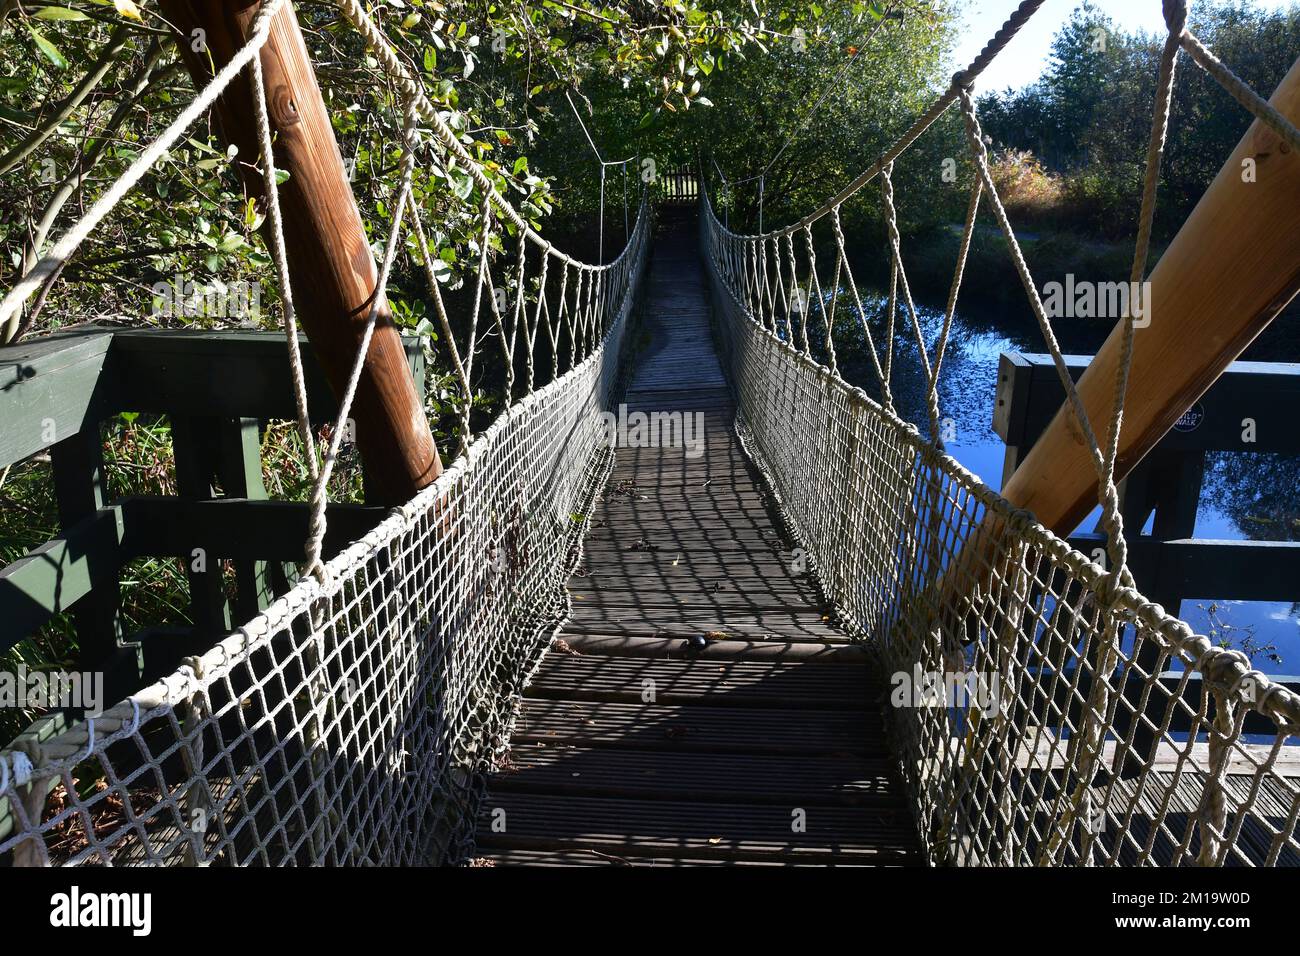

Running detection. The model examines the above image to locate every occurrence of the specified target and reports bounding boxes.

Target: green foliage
[672,1,955,230]
[978,0,1300,240]
[0,0,830,343]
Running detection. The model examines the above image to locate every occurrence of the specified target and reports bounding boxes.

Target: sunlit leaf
[26,25,67,70]
[34,8,89,21]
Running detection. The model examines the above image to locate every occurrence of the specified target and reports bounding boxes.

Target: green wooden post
[48,425,141,705]
[174,415,284,635]
[171,415,233,637]
[1117,449,1205,777]
[215,417,279,621]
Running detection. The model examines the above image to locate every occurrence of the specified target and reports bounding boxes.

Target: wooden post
[49,426,142,704]
[159,0,440,505]
[1000,56,1300,536]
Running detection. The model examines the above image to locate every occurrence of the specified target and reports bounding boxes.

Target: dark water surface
[821,293,1300,679]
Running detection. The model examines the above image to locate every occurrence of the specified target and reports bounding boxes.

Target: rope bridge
[0,0,651,865]
[702,0,1300,865]
[0,0,1297,866]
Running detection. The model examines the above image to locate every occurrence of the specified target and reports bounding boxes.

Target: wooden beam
[158,0,441,504]
[0,496,389,654]
[0,506,127,654]
[110,327,423,422]
[125,496,389,562]
[995,352,1300,456]
[1000,56,1300,536]
[0,326,112,469]
[1066,533,1300,605]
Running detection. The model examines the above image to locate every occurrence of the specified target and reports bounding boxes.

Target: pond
[823,292,1300,680]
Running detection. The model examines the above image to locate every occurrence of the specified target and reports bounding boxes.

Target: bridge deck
[471,209,920,866]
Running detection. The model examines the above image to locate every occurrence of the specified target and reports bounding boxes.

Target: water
[820,294,1300,679]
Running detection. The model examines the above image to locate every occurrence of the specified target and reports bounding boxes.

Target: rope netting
[0,0,649,864]
[703,0,1300,865]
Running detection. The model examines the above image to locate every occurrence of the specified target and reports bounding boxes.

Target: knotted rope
[700,0,1300,866]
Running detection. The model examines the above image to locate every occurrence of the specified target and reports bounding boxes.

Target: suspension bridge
[1,0,1299,867]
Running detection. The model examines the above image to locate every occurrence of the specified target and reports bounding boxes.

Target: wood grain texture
[473,209,919,866]
[1002,55,1300,535]
[158,0,439,504]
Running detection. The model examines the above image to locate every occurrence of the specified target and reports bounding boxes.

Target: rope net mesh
[2,0,1299,868]
[705,203,1300,865]
[0,0,651,865]
[0,242,642,864]
[700,0,1300,866]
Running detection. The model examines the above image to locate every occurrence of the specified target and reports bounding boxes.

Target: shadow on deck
[470,206,922,866]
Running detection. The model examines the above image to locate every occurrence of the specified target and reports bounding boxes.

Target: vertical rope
[599,164,606,264]
[880,163,941,444]
[1196,685,1235,865]
[526,247,551,394]
[179,656,209,867]
[407,196,472,455]
[251,50,318,483]
[830,207,891,406]
[301,100,419,580]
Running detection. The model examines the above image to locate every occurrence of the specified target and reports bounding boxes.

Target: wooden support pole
[1000,56,1300,536]
[49,427,141,702]
[159,0,441,505]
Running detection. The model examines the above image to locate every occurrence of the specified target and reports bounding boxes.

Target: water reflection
[811,291,1300,677]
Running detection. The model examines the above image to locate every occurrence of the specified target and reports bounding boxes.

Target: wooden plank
[514,698,880,755]
[1067,532,1300,604]
[561,617,848,641]
[492,743,901,806]
[557,633,869,663]
[469,847,735,866]
[217,417,277,620]
[567,602,836,625]
[577,548,801,568]
[0,326,112,468]
[123,497,389,562]
[474,792,918,863]
[0,495,385,655]
[110,328,422,424]
[171,414,235,636]
[996,352,1300,454]
[1013,731,1300,778]
[0,505,126,653]
[0,327,424,467]
[49,420,132,688]
[526,652,873,708]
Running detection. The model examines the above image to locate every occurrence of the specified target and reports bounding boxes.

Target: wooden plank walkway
[471,208,920,866]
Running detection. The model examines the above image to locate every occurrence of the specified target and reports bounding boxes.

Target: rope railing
[3,0,1298,869]
[0,1,651,866]
[701,0,1300,865]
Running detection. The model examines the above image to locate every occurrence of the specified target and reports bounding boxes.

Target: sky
[952,0,1298,93]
